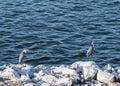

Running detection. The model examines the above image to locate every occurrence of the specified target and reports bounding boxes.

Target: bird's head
[22,49,27,54]
[91,41,94,47]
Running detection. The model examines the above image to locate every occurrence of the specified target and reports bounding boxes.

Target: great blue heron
[86,41,94,58]
[19,49,27,64]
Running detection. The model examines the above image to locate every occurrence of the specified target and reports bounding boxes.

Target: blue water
[0,0,120,67]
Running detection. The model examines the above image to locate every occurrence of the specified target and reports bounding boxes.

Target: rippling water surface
[0,0,120,67]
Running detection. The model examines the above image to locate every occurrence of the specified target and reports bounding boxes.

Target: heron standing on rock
[86,41,94,60]
[19,49,27,64]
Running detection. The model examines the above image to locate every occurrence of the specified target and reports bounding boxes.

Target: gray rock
[9,64,33,70]
[83,66,98,80]
[115,74,120,82]
[42,75,57,84]
[51,66,80,84]
[70,61,99,73]
[103,64,116,74]
[17,68,33,78]
[115,83,120,86]
[33,70,49,82]
[56,77,72,86]
[24,83,35,86]
[106,82,120,86]
[1,68,20,80]
[52,66,78,76]
[93,80,105,86]
[0,61,119,86]
[70,75,80,84]
[19,74,31,83]
[7,81,23,86]
[41,83,55,86]
[33,65,51,74]
[116,67,120,74]
[97,70,115,84]
[0,81,6,86]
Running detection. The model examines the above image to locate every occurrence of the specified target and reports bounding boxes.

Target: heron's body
[19,49,27,64]
[86,41,94,57]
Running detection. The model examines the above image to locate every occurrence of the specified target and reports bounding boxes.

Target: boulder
[1,68,20,80]
[116,67,120,74]
[115,74,120,82]
[42,75,57,84]
[17,68,33,78]
[97,70,115,84]
[56,77,72,86]
[19,74,31,83]
[41,83,55,86]
[108,82,120,86]
[7,81,23,86]
[33,70,45,82]
[0,81,6,86]
[52,66,78,76]
[0,61,120,86]
[33,65,51,74]
[93,80,105,86]
[41,83,53,86]
[70,61,99,73]
[24,83,35,86]
[70,75,81,84]
[83,66,98,80]
[115,83,120,86]
[103,64,115,74]
[52,66,80,84]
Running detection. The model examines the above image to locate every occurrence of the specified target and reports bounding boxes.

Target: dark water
[0,0,120,67]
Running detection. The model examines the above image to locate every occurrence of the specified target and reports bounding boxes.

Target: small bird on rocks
[86,41,94,60]
[19,49,27,64]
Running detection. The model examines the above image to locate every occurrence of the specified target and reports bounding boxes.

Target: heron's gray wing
[86,46,93,57]
[19,52,24,64]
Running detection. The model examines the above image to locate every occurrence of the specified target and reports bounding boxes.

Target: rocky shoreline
[0,61,120,86]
